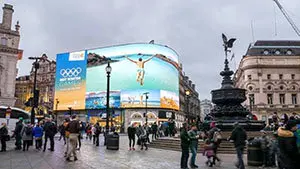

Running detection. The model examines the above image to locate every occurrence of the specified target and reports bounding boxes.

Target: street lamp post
[143,92,149,124]
[55,98,59,125]
[105,60,112,146]
[28,54,46,124]
[185,90,191,124]
[68,107,72,116]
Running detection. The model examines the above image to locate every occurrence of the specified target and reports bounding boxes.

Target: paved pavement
[0,135,263,169]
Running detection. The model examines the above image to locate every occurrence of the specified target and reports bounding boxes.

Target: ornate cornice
[0,28,19,36]
[0,45,20,54]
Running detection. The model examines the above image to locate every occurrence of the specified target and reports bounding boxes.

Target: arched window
[1,37,7,46]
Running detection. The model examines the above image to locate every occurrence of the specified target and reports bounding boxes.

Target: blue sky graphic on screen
[55,43,180,110]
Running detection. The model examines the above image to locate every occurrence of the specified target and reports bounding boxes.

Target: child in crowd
[203,138,215,167]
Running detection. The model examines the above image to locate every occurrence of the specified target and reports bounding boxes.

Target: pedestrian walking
[58,121,66,144]
[259,130,271,168]
[94,122,101,146]
[77,121,83,150]
[180,123,190,169]
[151,122,158,140]
[21,120,33,151]
[269,132,280,168]
[139,124,148,150]
[203,138,215,167]
[43,118,57,152]
[14,117,24,150]
[33,122,43,150]
[0,122,9,152]
[188,124,199,168]
[208,122,222,165]
[127,123,136,150]
[228,122,247,169]
[64,118,70,157]
[65,115,80,162]
[277,120,300,168]
[85,123,92,140]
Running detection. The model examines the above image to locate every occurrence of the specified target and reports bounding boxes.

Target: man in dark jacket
[65,115,80,161]
[0,122,8,152]
[14,117,24,150]
[43,118,57,152]
[127,123,136,150]
[151,122,158,140]
[277,120,300,169]
[229,122,247,169]
[180,123,190,169]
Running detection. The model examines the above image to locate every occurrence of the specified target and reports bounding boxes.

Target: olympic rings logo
[60,67,82,78]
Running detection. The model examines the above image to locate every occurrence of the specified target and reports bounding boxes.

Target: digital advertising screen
[54,43,180,111]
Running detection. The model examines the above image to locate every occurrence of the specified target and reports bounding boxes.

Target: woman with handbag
[0,122,9,152]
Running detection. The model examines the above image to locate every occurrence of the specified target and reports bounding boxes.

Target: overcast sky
[4,0,300,100]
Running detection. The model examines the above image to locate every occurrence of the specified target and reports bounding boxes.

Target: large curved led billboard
[54,43,179,111]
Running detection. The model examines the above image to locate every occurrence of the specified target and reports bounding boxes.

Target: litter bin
[106,132,119,150]
[247,138,263,166]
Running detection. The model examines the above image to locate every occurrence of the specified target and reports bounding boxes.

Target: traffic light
[33,90,39,107]
[24,97,33,107]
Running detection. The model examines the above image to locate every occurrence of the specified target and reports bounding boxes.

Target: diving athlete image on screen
[54,43,180,110]
[125,53,155,86]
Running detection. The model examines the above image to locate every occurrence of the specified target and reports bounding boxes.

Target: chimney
[2,4,14,29]
[189,80,192,87]
[192,84,195,90]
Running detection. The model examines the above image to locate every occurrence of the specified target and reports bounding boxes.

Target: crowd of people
[180,121,225,169]
[180,112,300,169]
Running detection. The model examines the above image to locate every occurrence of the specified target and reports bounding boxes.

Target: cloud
[4,0,300,100]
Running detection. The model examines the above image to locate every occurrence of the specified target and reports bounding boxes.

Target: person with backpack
[43,118,57,152]
[33,122,43,150]
[21,120,33,151]
[209,122,222,165]
[14,117,24,150]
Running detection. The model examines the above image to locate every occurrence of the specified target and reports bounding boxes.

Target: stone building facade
[235,40,300,122]
[179,64,201,122]
[200,99,213,121]
[15,55,56,115]
[0,4,22,106]
[15,75,31,110]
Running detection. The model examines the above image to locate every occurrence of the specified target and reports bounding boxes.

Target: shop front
[87,109,124,132]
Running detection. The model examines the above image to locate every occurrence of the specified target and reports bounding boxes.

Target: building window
[267,74,271,80]
[292,94,297,105]
[279,94,285,105]
[292,74,295,80]
[249,94,255,106]
[279,74,283,80]
[267,94,273,105]
[1,37,7,46]
[280,86,284,90]
[267,86,272,90]
[248,75,252,80]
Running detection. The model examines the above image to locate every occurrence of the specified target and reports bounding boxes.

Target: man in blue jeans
[229,122,247,169]
[188,124,199,168]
